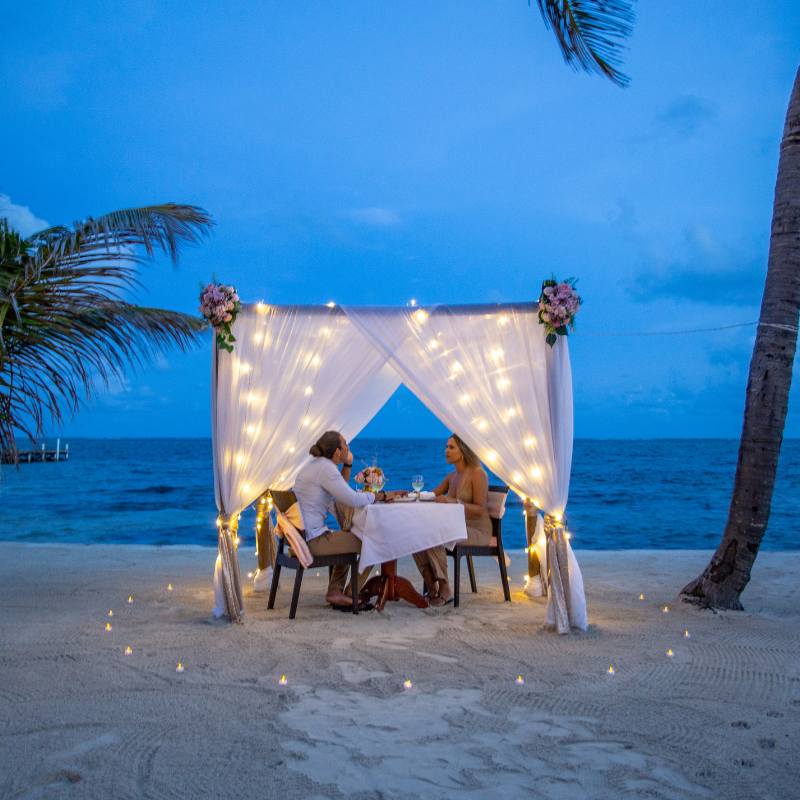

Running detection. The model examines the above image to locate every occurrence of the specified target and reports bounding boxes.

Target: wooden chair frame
[266,489,359,619]
[446,484,511,607]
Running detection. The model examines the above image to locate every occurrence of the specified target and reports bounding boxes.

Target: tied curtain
[211,304,401,620]
[343,304,586,632]
[212,301,585,631]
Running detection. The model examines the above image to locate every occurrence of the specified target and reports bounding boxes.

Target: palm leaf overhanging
[533,0,635,88]
[0,204,214,465]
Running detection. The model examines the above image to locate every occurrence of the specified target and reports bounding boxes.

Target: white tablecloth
[350,501,467,568]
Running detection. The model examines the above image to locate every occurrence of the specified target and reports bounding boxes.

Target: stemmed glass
[412,474,424,501]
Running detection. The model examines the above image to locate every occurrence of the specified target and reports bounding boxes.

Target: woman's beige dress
[413,467,492,588]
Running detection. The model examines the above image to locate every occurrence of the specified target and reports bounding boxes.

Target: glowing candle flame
[128,596,133,603]
[176,664,184,672]
[608,667,615,675]
[168,584,173,591]
[516,676,524,685]
[663,606,669,613]
[639,594,643,600]
[106,623,112,631]
[667,649,674,658]
[278,676,287,685]
[125,646,132,654]
[403,680,413,689]
[108,610,113,616]
[684,631,691,638]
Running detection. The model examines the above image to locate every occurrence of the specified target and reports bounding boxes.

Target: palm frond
[1,205,214,464]
[27,203,214,272]
[534,0,635,88]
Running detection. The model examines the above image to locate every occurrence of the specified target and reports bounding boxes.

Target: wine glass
[412,474,424,500]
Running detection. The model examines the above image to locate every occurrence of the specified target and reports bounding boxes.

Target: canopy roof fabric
[211,301,584,631]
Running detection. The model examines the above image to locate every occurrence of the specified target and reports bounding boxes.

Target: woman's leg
[419,546,451,605]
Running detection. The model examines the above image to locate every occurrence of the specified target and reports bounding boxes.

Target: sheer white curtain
[343,303,586,630]
[211,304,398,619]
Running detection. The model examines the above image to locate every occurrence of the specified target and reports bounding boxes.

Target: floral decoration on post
[538,276,582,347]
[354,464,386,493]
[199,277,241,353]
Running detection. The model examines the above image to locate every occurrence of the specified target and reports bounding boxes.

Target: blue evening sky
[2,1,799,439]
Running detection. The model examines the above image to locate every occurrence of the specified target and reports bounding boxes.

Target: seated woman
[413,433,492,606]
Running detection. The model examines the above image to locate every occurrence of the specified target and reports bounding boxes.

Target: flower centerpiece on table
[199,277,241,353]
[354,464,386,493]
[538,275,582,347]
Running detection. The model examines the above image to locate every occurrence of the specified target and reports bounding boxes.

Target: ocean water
[2,438,799,551]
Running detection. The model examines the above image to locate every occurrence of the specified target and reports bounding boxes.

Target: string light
[498,316,508,324]
[236,454,244,464]
[243,484,251,492]
[512,473,521,482]
[247,572,253,578]
[241,363,250,373]
[247,425,255,434]
[460,394,470,403]
[311,356,320,365]
[289,446,295,453]
[323,327,330,334]
[415,310,427,323]
[254,333,262,342]
[326,302,335,307]
[497,378,509,388]
[524,438,535,446]
[531,467,542,479]
[305,387,313,395]
[451,361,462,373]
[477,421,486,430]
[256,303,265,312]
[486,452,497,461]
[429,339,438,348]
[506,409,516,417]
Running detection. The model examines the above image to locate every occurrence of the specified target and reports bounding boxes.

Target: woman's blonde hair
[450,433,480,468]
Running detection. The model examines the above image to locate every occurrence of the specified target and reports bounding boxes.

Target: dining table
[348,498,468,611]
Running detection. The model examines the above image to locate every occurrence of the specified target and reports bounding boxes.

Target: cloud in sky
[633,225,766,307]
[0,195,49,236]
[656,95,716,137]
[341,207,402,226]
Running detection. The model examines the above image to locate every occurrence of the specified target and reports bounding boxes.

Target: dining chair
[446,484,511,607]
[267,489,360,619]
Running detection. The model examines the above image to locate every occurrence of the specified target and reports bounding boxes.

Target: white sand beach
[1,543,798,799]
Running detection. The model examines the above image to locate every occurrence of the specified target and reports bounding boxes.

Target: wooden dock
[2,440,69,464]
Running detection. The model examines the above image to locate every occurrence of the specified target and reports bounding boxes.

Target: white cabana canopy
[211,301,585,632]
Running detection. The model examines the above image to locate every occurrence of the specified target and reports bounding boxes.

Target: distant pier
[2,439,69,464]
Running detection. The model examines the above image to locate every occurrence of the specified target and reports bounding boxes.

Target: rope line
[575,321,798,337]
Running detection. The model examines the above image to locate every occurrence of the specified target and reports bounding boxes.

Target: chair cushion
[487,491,507,519]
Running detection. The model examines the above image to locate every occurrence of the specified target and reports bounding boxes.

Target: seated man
[293,430,406,607]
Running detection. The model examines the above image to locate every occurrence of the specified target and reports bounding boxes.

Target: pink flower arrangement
[354,465,386,490]
[538,276,582,346]
[199,277,241,353]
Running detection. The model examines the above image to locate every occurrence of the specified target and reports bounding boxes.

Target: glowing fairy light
[247,425,255,434]
[531,467,542,479]
[323,327,330,334]
[241,363,250,373]
[289,446,295,453]
[243,484,251,492]
[497,378,509,388]
[524,438,535,446]
[429,339,438,348]
[326,302,335,307]
[256,303,265,312]
[451,361,463,373]
[305,387,312,395]
[247,572,253,578]
[486,451,497,461]
[311,356,320,366]
[460,394,470,403]
[254,333,262,342]
[415,310,427,323]
[236,454,244,464]
[498,316,508,324]
[512,473,521,483]
[478,421,486,430]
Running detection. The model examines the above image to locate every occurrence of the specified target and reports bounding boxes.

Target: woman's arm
[433,473,452,497]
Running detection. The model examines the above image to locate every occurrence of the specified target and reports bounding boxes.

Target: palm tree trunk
[681,66,800,609]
